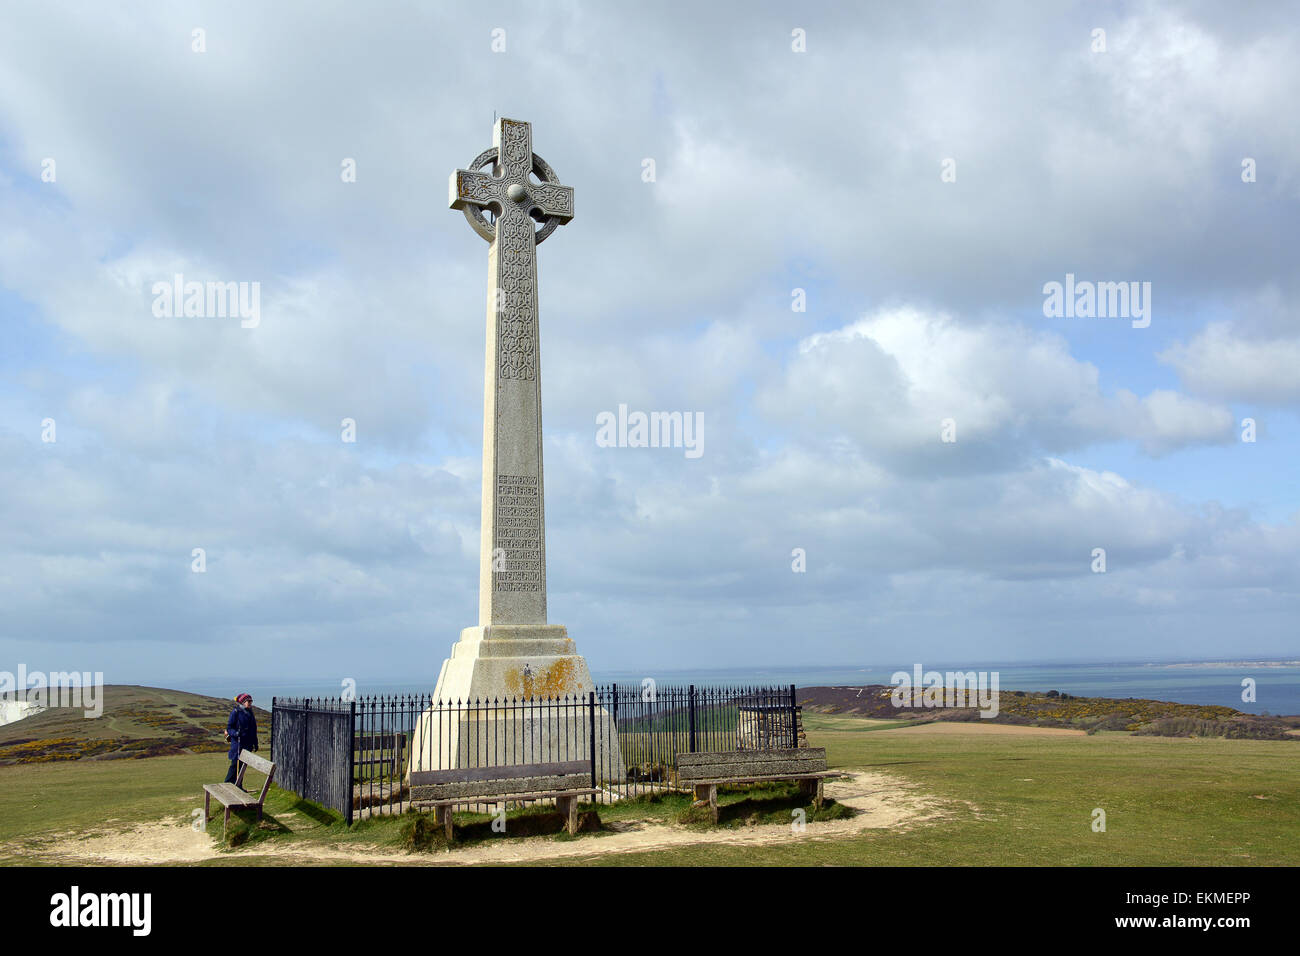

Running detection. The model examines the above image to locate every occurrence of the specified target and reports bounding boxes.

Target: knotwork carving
[456,148,569,245]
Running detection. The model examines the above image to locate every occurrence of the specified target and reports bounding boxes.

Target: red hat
[236,693,252,704]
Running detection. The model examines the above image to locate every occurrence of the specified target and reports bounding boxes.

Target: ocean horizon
[164,659,1300,717]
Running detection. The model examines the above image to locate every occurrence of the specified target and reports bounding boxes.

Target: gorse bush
[1085,713,1136,734]
[1133,717,1296,741]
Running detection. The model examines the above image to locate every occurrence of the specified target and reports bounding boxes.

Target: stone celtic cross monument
[452,117,571,631]
[411,118,619,773]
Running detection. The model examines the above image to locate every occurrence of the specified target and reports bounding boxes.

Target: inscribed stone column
[409,118,621,775]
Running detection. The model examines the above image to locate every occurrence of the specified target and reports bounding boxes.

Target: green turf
[2,713,1296,866]
[548,715,1300,866]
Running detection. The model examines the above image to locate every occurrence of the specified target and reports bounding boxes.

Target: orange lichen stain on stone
[505,659,581,700]
[536,659,580,698]
[504,669,522,697]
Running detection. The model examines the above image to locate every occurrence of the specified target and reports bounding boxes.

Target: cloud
[0,1,1297,677]
[1161,322,1300,404]
[759,307,1234,469]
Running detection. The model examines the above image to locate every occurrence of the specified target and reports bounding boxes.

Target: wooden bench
[409,759,599,841]
[676,748,845,823]
[202,750,277,839]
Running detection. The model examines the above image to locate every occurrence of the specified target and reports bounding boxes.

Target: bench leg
[798,777,822,807]
[223,807,230,841]
[558,795,578,835]
[692,784,719,823]
[443,806,454,843]
[202,792,210,831]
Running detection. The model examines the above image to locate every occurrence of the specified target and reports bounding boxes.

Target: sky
[0,0,1297,687]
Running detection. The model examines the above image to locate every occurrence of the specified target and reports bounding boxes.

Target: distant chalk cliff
[0,699,44,727]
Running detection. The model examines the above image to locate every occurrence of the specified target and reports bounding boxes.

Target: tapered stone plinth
[433,625,592,702]
[410,624,621,780]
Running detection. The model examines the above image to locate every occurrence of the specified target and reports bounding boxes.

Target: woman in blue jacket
[224,693,259,785]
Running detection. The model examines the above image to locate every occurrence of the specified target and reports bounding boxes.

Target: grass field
[1,712,1295,866]
[548,714,1300,866]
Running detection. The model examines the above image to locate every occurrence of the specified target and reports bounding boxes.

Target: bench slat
[677,748,820,766]
[203,783,260,808]
[680,759,826,779]
[237,750,275,775]
[677,748,826,782]
[412,773,590,802]
[412,787,600,809]
[684,772,845,786]
[409,759,589,787]
[679,755,826,770]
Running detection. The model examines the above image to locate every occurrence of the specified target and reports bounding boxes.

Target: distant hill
[799,685,1300,739]
[0,685,271,764]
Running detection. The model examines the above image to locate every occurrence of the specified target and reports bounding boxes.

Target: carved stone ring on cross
[458,147,567,245]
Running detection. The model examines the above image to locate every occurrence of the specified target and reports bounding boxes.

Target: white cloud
[1161,322,1300,404]
[760,307,1234,468]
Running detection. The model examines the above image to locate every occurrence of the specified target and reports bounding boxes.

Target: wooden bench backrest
[677,747,827,783]
[235,749,277,803]
[410,759,590,802]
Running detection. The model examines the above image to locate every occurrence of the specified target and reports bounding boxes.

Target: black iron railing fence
[271,684,797,823]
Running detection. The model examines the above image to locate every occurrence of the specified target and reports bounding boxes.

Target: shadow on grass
[206,787,345,850]
[208,782,854,855]
[675,782,856,829]
[599,789,695,822]
[207,809,293,849]
[284,795,344,827]
[401,804,602,853]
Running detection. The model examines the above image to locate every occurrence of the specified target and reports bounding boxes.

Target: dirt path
[15,770,952,866]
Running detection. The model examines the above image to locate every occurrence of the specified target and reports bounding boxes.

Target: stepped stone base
[431,624,592,701]
[408,624,623,781]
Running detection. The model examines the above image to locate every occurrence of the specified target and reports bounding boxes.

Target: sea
[169,660,1300,716]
